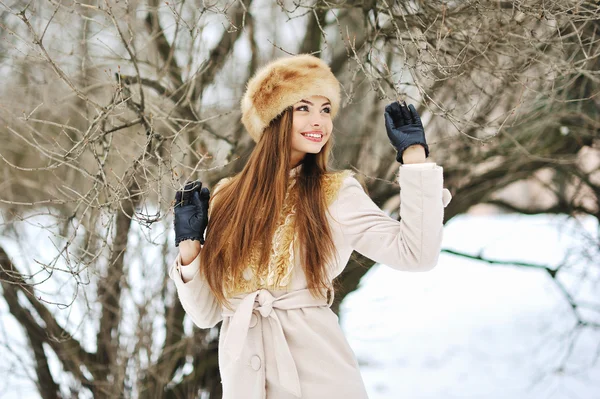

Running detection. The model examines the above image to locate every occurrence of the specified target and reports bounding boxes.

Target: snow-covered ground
[1,213,599,398]
[341,213,600,399]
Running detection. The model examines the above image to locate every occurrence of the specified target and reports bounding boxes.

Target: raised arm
[330,163,451,271]
[168,251,223,328]
[170,179,224,329]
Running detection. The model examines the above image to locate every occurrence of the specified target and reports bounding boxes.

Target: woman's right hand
[174,180,210,247]
[384,101,430,164]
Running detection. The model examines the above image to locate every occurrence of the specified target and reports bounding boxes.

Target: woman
[170,54,452,399]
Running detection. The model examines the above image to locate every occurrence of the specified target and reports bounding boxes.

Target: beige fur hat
[241,54,341,142]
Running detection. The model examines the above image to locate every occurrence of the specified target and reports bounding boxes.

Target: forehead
[295,95,330,105]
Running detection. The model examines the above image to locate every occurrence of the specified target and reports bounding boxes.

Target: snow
[1,213,599,398]
[341,214,600,399]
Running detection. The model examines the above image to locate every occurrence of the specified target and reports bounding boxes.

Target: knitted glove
[174,180,210,247]
[384,101,430,164]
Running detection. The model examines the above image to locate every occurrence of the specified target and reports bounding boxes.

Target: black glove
[174,180,210,247]
[384,101,430,164]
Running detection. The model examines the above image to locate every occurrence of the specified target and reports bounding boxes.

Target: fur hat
[241,54,341,142]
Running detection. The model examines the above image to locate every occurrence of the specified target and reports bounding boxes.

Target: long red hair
[199,107,339,309]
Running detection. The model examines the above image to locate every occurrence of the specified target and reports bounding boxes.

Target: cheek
[291,119,301,134]
[320,119,333,136]
[291,114,306,132]
[291,129,304,148]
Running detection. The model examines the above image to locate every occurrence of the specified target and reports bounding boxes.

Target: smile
[301,133,323,142]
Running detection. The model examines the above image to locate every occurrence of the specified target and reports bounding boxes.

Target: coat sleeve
[169,252,223,329]
[330,162,452,272]
[168,177,232,329]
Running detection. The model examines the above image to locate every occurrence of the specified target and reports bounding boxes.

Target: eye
[295,105,309,111]
[322,107,331,114]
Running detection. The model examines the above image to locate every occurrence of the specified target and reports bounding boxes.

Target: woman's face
[290,95,333,167]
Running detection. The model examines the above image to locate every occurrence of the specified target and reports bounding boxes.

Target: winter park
[0,1,599,398]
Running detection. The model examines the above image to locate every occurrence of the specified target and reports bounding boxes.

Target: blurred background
[0,0,598,398]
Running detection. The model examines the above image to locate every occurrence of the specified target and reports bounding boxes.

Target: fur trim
[212,169,354,297]
[241,54,341,142]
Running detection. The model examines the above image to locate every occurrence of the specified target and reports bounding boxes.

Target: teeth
[303,133,322,138]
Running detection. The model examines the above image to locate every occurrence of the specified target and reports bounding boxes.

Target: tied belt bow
[222,288,334,398]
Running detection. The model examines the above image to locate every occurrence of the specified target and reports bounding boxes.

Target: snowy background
[341,213,600,399]
[2,213,599,398]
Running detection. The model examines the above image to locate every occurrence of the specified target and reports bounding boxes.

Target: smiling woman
[290,96,333,168]
[170,54,452,399]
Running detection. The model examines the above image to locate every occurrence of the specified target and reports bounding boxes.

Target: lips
[301,131,324,142]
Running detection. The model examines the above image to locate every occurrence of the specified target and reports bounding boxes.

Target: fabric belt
[221,287,334,398]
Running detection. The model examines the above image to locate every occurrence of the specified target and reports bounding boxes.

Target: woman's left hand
[174,180,210,247]
[384,101,430,164]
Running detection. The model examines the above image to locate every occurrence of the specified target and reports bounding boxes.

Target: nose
[310,113,322,127]
[309,109,327,129]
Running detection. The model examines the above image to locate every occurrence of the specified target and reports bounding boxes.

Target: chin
[292,139,328,155]
[304,147,324,154]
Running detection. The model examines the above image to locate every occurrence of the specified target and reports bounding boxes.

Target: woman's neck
[290,160,303,170]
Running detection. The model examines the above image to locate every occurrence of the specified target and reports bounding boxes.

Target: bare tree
[0,0,598,397]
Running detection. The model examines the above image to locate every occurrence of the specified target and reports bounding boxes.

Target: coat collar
[224,169,355,297]
[289,162,303,178]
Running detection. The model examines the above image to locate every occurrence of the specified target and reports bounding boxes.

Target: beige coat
[169,163,452,399]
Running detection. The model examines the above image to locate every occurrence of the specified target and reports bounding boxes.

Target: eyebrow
[298,99,331,107]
